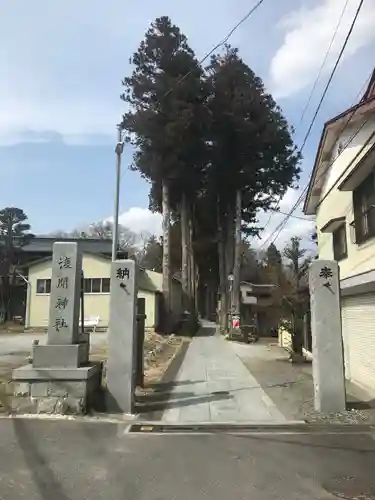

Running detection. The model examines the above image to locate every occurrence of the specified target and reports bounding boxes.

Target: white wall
[316,117,375,280]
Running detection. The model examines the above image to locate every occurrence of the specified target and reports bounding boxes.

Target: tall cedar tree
[205,46,301,224]
[121,16,208,322]
[204,46,301,328]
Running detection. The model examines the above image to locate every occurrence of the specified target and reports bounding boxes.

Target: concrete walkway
[161,323,287,423]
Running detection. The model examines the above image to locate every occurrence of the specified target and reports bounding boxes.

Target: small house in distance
[22,238,182,330]
[240,281,278,336]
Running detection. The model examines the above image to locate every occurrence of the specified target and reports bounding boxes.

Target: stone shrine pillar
[33,242,88,367]
[106,259,138,414]
[12,242,101,415]
[309,260,346,413]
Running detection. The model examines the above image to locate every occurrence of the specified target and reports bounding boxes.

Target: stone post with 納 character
[12,242,101,415]
[309,260,346,413]
[107,259,138,414]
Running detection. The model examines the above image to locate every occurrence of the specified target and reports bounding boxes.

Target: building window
[332,224,347,261]
[353,171,375,243]
[246,291,252,297]
[84,278,111,293]
[36,279,51,294]
[101,278,110,293]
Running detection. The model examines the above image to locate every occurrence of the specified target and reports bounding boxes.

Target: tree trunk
[225,204,235,330]
[162,181,171,329]
[217,205,228,332]
[194,265,199,315]
[180,193,189,311]
[205,285,211,320]
[232,189,242,317]
[188,211,195,312]
[292,313,304,358]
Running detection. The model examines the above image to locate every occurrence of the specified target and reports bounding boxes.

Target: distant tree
[82,221,137,250]
[240,241,259,283]
[283,237,310,288]
[51,221,138,254]
[266,243,282,266]
[282,236,311,359]
[136,235,163,272]
[48,230,71,239]
[311,231,318,245]
[0,207,33,321]
[264,242,285,287]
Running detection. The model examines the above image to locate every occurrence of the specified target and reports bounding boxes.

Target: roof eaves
[303,95,375,214]
[27,251,112,269]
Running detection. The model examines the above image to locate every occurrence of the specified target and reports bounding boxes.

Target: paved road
[0,418,375,499]
[0,332,107,374]
[161,324,287,423]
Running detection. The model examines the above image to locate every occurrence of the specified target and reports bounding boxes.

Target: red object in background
[232,318,240,329]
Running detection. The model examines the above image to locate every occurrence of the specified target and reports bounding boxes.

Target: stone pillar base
[32,342,89,368]
[11,363,101,415]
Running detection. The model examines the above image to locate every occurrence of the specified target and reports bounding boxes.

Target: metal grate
[128,423,373,434]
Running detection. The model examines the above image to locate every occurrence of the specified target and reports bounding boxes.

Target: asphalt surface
[0,418,375,499]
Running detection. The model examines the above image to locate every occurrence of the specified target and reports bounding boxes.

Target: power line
[163,0,267,99]
[260,107,370,249]
[261,0,365,248]
[296,0,350,128]
[264,117,372,248]
[299,0,364,154]
[262,0,349,233]
[353,69,373,103]
[270,208,315,221]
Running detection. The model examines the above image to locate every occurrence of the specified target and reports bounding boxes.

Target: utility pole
[112,125,124,261]
[232,189,242,324]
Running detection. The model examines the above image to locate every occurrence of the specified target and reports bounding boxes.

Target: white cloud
[270,0,375,98]
[0,129,115,147]
[118,207,162,236]
[113,194,314,253]
[253,188,315,250]
[279,187,300,211]
[256,213,315,250]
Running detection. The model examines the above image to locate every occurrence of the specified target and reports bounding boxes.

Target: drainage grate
[128,423,307,434]
[323,477,375,499]
[128,423,373,434]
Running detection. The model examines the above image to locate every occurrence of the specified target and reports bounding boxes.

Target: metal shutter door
[341,294,375,394]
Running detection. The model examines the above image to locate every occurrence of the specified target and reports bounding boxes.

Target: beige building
[26,252,182,330]
[303,70,375,394]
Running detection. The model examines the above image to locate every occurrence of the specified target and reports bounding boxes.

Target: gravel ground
[231,339,375,425]
[94,331,185,389]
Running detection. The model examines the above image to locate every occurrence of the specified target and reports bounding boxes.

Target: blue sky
[1,0,375,248]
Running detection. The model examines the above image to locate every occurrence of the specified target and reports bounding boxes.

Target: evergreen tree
[283,236,311,359]
[204,46,301,329]
[121,16,207,328]
[0,207,33,321]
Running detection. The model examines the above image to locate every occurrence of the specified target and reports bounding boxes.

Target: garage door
[341,294,375,394]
